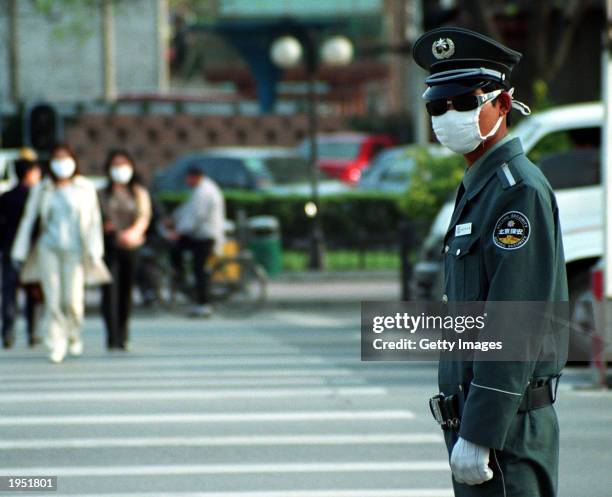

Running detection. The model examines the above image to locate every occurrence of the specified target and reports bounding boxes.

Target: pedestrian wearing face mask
[98,149,151,350]
[413,28,568,497]
[11,143,110,364]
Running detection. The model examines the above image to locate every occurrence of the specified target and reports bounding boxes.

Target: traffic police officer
[413,27,569,496]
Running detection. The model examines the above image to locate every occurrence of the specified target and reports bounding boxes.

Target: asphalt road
[0,306,610,497]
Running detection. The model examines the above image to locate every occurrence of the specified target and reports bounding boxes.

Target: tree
[457,0,604,106]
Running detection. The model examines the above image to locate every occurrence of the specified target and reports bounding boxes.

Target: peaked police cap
[412,27,522,100]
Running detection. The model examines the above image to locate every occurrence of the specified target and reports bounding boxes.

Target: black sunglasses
[426,90,502,117]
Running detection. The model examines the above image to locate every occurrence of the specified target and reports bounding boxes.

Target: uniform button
[444,245,449,253]
[442,294,448,304]
[456,249,461,256]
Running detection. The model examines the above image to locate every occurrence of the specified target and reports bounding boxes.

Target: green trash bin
[248,216,282,276]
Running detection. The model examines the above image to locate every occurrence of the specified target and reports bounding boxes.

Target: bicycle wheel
[211,257,267,315]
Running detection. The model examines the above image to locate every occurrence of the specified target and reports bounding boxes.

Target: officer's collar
[462,137,523,199]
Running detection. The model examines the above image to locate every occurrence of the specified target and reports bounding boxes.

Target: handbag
[84,256,112,286]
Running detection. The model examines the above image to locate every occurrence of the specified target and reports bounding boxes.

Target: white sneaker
[48,349,65,364]
[69,340,83,356]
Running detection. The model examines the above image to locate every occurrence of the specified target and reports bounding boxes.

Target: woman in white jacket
[12,144,109,363]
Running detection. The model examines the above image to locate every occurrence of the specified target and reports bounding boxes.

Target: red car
[299,133,396,185]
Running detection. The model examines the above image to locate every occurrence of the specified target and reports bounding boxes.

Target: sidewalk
[266,270,400,308]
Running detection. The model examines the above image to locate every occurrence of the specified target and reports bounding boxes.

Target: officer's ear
[496,92,512,117]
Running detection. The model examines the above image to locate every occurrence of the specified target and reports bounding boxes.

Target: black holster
[429,393,462,431]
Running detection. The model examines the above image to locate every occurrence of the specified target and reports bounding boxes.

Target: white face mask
[110,164,134,185]
[50,158,76,179]
[431,101,504,155]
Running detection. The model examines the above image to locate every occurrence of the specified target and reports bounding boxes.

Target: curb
[270,270,399,283]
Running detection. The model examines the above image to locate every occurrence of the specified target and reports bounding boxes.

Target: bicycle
[207,247,268,315]
[138,238,268,316]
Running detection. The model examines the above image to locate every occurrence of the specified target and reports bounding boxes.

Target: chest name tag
[455,223,472,237]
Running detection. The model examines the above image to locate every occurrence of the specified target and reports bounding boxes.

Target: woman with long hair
[12,143,109,363]
[99,149,151,350]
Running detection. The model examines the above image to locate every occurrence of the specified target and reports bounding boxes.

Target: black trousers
[170,237,214,305]
[1,253,41,342]
[101,241,137,349]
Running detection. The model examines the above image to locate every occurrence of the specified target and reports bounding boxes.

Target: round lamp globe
[270,36,303,68]
[321,36,354,66]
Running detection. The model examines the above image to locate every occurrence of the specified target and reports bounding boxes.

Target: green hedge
[159,190,406,246]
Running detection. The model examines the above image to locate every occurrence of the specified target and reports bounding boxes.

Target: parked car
[358,144,450,193]
[412,102,603,358]
[299,133,395,185]
[151,147,347,196]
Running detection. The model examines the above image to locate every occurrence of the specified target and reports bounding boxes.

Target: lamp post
[270,34,353,270]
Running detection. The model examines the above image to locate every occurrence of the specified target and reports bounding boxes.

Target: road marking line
[0,356,335,368]
[0,433,441,450]
[0,357,412,371]
[3,368,354,382]
[271,312,356,328]
[0,410,415,426]
[0,377,363,390]
[0,461,449,476]
[49,490,453,497]
[0,386,386,403]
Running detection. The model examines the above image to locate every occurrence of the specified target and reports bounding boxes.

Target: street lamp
[270,33,354,270]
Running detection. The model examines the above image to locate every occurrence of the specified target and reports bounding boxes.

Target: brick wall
[65,113,346,181]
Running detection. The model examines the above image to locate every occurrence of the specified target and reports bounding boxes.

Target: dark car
[358,145,449,193]
[151,147,347,196]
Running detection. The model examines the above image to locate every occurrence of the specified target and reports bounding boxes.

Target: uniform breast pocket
[450,236,481,301]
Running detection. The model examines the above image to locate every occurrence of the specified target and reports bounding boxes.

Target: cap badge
[432,38,455,60]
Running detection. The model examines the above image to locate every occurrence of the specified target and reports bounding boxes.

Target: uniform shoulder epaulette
[496,160,524,190]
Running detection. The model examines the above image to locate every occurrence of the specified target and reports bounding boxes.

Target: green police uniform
[412,27,569,497]
[440,136,568,496]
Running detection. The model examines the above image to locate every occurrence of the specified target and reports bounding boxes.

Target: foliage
[398,147,464,227]
[531,79,553,113]
[29,0,130,40]
[283,250,400,272]
[526,130,574,165]
[157,190,407,247]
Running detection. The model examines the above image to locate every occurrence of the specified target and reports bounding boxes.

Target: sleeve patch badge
[493,211,530,250]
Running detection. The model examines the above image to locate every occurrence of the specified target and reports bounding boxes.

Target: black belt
[518,375,561,413]
[430,375,561,431]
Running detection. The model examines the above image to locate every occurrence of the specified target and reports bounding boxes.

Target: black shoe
[2,337,14,349]
[28,336,42,348]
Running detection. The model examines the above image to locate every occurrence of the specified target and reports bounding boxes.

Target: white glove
[450,437,494,485]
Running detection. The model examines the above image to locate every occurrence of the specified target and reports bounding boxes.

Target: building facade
[0,0,168,107]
